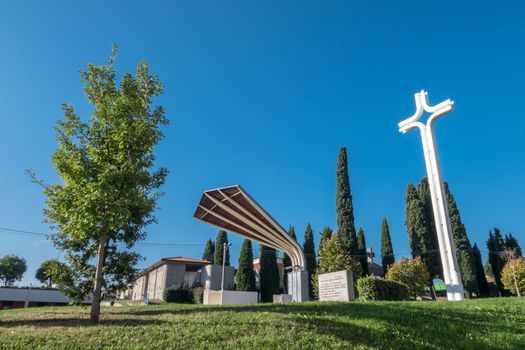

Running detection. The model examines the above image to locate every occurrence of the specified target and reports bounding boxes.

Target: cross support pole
[398,90,465,301]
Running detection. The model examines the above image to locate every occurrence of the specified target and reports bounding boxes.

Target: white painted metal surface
[398,90,465,301]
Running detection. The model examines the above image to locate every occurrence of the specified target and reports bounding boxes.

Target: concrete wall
[0,287,91,308]
[202,265,235,290]
[165,264,186,288]
[203,290,258,305]
[146,264,167,300]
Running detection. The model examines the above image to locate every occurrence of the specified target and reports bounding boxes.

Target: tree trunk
[90,231,108,324]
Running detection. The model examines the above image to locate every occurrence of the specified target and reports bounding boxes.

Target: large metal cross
[398,90,465,301]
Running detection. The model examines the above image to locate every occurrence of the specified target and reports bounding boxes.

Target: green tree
[472,243,490,297]
[47,259,94,304]
[504,233,523,258]
[381,218,395,274]
[487,228,506,293]
[312,235,362,298]
[444,182,479,297]
[318,226,333,255]
[336,147,358,256]
[282,225,297,293]
[303,223,317,299]
[501,257,525,296]
[35,259,60,287]
[259,245,280,302]
[214,230,230,266]
[385,257,430,298]
[236,239,256,292]
[357,227,369,276]
[31,46,167,323]
[202,239,215,263]
[417,178,443,279]
[405,184,437,282]
[0,255,27,287]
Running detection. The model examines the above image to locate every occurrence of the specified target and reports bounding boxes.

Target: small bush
[192,287,204,304]
[357,276,409,301]
[163,285,194,303]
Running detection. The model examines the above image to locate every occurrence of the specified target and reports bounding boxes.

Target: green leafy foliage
[303,223,317,299]
[357,276,409,301]
[0,255,27,287]
[380,218,395,275]
[312,235,361,298]
[472,243,490,297]
[385,257,430,298]
[202,239,215,263]
[504,233,523,258]
[336,147,358,256]
[236,239,256,292]
[31,46,168,323]
[417,178,442,279]
[259,245,280,302]
[487,228,506,294]
[35,259,60,287]
[357,227,369,276]
[318,226,333,256]
[163,285,194,304]
[214,230,230,266]
[501,258,525,296]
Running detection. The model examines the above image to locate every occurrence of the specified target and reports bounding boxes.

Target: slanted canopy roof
[194,185,305,270]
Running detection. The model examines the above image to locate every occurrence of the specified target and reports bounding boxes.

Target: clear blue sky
[1,1,524,285]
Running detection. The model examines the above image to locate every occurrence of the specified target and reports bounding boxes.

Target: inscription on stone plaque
[318,270,354,301]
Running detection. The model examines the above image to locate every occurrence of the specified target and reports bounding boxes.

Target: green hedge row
[356,276,409,301]
[163,285,203,304]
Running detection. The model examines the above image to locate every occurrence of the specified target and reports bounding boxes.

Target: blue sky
[1,1,524,285]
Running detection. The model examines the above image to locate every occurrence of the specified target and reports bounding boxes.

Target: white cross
[398,90,465,301]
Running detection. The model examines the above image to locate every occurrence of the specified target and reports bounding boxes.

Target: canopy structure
[193,185,306,271]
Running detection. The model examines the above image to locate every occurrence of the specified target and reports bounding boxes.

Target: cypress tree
[381,217,395,274]
[202,239,215,263]
[214,230,230,266]
[336,147,358,256]
[417,177,443,279]
[236,239,256,291]
[259,245,280,302]
[473,243,490,297]
[504,233,523,258]
[357,227,369,276]
[487,228,506,293]
[282,226,297,293]
[303,223,317,299]
[405,183,437,283]
[444,182,479,297]
[318,226,333,256]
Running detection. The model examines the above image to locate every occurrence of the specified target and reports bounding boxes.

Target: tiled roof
[161,257,211,264]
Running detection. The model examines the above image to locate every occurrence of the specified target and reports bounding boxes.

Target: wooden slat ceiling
[194,185,306,270]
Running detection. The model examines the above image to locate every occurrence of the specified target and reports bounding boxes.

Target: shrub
[163,285,194,303]
[501,258,525,296]
[357,276,409,301]
[385,257,430,298]
[192,287,204,304]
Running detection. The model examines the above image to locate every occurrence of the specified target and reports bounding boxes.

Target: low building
[123,257,211,301]
[0,287,90,309]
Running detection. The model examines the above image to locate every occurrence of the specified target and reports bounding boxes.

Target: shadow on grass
[0,317,167,328]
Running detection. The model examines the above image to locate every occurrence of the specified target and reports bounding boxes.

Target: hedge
[356,276,409,301]
[163,285,194,303]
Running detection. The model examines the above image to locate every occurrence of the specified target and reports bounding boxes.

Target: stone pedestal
[318,270,354,302]
[287,270,309,302]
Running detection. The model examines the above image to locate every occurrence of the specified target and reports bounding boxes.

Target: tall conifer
[214,230,230,266]
[336,147,358,256]
[381,218,395,274]
[357,227,369,276]
[504,233,523,258]
[303,223,317,299]
[444,182,479,296]
[473,243,490,297]
[259,245,280,302]
[318,227,333,255]
[202,239,215,263]
[236,239,256,291]
[487,228,506,293]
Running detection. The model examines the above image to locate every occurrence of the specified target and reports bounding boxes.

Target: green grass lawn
[1,298,524,349]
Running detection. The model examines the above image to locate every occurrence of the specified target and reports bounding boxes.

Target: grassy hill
[0,297,524,349]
